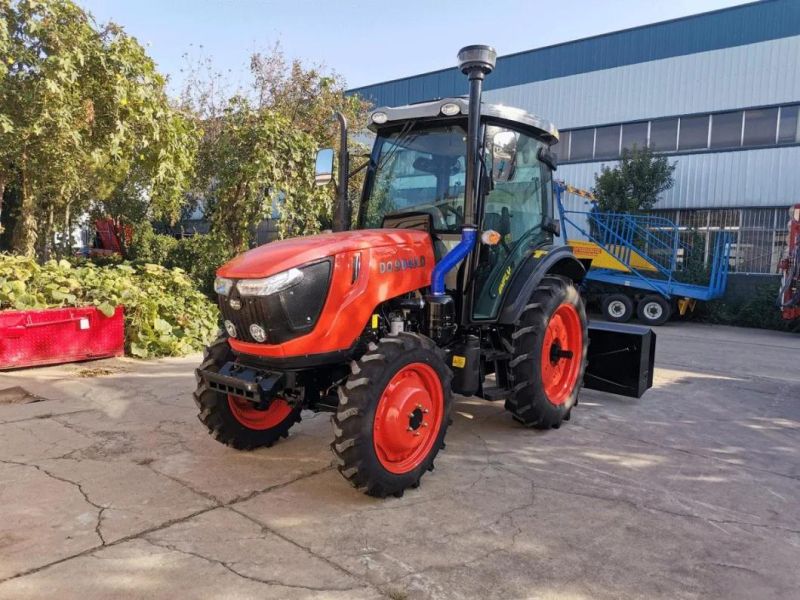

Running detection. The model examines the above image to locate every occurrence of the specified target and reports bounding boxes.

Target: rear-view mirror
[314,148,335,186]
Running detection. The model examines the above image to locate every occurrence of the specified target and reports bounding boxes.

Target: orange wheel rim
[373,362,444,474]
[540,303,582,406]
[227,395,293,430]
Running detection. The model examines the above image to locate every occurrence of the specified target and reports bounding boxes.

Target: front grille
[219,293,273,343]
[218,259,332,345]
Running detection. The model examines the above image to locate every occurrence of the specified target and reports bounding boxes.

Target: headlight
[214,276,234,296]
[237,268,304,297]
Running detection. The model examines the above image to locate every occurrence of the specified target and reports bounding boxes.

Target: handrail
[554,181,730,301]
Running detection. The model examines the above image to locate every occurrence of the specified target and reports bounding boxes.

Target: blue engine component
[430,227,478,295]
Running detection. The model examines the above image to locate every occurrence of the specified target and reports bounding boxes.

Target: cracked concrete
[0,323,797,599]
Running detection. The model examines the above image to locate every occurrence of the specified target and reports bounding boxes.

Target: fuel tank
[217,230,435,361]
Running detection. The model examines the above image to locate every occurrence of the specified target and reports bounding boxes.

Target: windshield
[361,125,467,232]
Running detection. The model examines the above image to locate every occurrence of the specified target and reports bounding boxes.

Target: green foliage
[0,0,198,258]
[695,283,799,333]
[164,233,234,297]
[195,96,326,250]
[0,254,219,357]
[593,146,676,213]
[128,222,178,265]
[184,45,371,245]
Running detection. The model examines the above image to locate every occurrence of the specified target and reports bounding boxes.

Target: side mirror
[537,147,558,171]
[314,148,335,186]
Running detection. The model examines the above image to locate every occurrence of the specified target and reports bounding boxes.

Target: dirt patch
[0,386,46,405]
[75,367,122,378]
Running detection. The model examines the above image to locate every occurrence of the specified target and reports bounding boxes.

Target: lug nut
[423,408,429,414]
[422,422,428,428]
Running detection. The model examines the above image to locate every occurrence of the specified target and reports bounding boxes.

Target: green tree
[196,96,324,251]
[182,44,371,242]
[0,0,197,259]
[593,146,676,213]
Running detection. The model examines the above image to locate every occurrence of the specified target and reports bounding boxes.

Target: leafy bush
[128,222,179,265]
[165,233,234,297]
[0,254,219,357]
[694,283,799,333]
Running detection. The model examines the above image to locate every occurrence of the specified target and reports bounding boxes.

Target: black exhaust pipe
[457,45,496,227]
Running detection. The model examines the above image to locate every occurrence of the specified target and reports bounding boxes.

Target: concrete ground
[0,322,798,600]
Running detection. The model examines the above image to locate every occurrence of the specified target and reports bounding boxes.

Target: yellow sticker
[533,249,548,258]
[371,314,379,329]
[452,355,466,368]
[497,265,513,295]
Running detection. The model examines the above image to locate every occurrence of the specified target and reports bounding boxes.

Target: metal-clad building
[348,0,800,274]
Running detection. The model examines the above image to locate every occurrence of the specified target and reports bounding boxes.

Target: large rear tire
[332,332,453,498]
[505,276,588,429]
[194,335,302,450]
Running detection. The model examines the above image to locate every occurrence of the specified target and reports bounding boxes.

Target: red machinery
[0,306,124,369]
[778,204,800,320]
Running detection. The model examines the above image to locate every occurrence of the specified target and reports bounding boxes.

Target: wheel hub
[609,300,626,317]
[540,303,583,406]
[373,363,444,474]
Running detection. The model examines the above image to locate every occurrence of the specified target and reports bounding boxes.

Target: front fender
[496,246,586,324]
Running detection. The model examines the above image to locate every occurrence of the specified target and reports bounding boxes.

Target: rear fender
[497,246,586,325]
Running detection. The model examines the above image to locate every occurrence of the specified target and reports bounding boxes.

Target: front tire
[505,276,588,429]
[194,335,302,450]
[332,332,453,498]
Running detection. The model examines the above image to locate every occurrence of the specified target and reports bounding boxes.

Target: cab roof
[367,97,559,145]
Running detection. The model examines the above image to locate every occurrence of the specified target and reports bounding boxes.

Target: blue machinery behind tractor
[554,181,731,325]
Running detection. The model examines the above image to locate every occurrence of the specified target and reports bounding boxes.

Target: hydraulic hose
[431,226,477,295]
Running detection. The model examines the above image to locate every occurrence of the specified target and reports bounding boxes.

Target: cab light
[371,111,388,124]
[440,102,461,116]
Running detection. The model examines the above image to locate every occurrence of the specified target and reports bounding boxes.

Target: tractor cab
[350,97,562,323]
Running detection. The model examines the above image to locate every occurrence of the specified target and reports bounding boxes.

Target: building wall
[347,0,800,274]
[557,146,800,210]
[482,35,800,129]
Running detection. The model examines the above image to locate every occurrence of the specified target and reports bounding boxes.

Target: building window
[594,125,620,159]
[678,115,709,150]
[743,108,778,146]
[570,128,594,160]
[621,122,648,151]
[778,105,799,144]
[649,118,678,152]
[553,130,570,161]
[558,102,800,165]
[710,111,743,149]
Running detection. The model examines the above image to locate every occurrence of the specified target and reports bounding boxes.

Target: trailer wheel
[601,293,634,323]
[332,332,452,498]
[505,275,588,429]
[194,335,302,450]
[637,295,671,326]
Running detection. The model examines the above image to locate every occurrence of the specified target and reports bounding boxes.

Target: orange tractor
[195,46,656,497]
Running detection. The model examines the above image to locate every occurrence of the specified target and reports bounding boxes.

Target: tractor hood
[218,229,433,279]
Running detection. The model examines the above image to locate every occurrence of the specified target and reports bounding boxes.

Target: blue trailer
[554,181,731,325]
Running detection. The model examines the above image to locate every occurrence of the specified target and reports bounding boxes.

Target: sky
[77,0,755,96]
